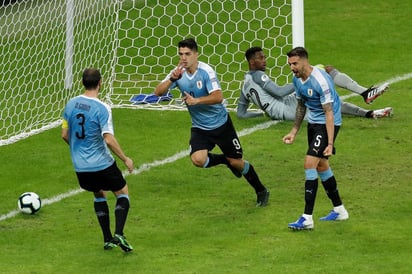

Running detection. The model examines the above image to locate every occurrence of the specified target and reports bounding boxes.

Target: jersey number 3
[75,113,86,139]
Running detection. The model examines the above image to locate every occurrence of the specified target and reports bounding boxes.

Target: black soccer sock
[304,179,318,215]
[114,195,130,236]
[366,110,374,118]
[243,162,266,193]
[94,200,112,242]
[205,153,228,168]
[321,176,342,207]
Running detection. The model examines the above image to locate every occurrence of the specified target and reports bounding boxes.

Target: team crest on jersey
[197,80,202,89]
[307,89,313,96]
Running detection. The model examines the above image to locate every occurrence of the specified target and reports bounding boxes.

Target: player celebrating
[154,38,269,207]
[237,47,392,120]
[62,68,134,251]
[282,47,349,230]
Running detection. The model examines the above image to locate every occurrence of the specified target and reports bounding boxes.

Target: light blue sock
[117,194,129,200]
[305,168,318,180]
[202,157,210,168]
[318,168,333,181]
[94,197,107,203]
[241,160,250,175]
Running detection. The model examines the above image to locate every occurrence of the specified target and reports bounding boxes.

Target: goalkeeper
[237,47,392,120]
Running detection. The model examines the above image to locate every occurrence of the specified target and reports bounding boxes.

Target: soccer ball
[17,192,42,214]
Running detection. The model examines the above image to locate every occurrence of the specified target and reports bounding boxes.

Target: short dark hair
[287,46,308,59]
[82,68,101,90]
[178,38,198,52]
[245,47,263,61]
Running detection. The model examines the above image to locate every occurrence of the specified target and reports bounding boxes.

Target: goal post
[292,0,305,48]
[0,0,304,146]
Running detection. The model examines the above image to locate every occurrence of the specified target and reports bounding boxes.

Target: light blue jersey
[166,61,228,130]
[62,95,115,172]
[293,66,342,126]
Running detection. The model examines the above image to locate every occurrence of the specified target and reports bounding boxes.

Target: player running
[154,38,270,207]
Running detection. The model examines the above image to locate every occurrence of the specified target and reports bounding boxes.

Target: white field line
[0,120,280,221]
[340,73,412,100]
[2,72,411,222]
[127,120,281,177]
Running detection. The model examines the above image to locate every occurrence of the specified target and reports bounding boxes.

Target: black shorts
[76,162,126,193]
[189,115,243,159]
[306,123,340,158]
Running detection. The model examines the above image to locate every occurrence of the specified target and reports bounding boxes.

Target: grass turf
[0,0,411,273]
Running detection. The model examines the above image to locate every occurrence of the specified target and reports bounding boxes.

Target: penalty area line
[0,120,280,222]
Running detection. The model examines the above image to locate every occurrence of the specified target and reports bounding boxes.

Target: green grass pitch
[0,0,411,273]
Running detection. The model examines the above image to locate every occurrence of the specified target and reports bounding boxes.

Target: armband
[62,119,68,129]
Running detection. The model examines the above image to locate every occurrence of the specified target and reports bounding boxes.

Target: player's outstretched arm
[264,81,295,98]
[104,133,134,172]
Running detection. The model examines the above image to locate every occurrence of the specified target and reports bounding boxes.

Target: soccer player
[154,38,270,207]
[237,47,392,120]
[282,47,349,230]
[61,68,134,251]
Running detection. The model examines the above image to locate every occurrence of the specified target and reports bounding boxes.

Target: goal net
[0,0,118,145]
[113,0,298,109]
[0,0,303,145]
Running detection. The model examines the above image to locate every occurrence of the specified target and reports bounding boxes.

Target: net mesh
[0,0,295,145]
[0,0,117,145]
[113,0,293,109]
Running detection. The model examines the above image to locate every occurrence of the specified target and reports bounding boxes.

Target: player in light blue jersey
[238,47,392,120]
[62,68,134,251]
[294,64,343,126]
[282,47,349,230]
[155,38,269,207]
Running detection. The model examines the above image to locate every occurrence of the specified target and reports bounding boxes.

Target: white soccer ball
[17,192,42,214]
